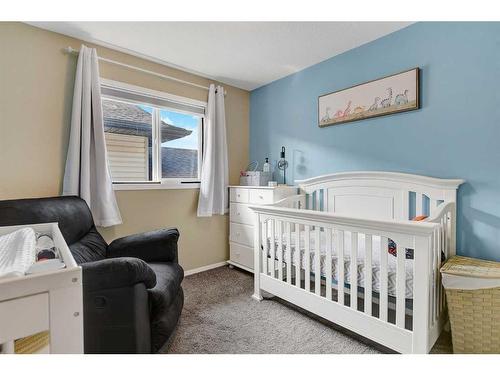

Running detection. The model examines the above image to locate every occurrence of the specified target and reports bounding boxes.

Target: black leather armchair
[0,196,184,353]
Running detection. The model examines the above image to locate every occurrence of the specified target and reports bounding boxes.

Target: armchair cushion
[82,257,157,292]
[69,227,108,264]
[107,228,179,263]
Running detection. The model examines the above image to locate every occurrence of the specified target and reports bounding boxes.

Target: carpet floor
[165,266,452,354]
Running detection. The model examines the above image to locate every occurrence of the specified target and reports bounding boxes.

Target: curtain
[62,45,122,227]
[197,84,229,217]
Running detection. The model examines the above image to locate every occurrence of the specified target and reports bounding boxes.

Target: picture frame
[318,68,420,127]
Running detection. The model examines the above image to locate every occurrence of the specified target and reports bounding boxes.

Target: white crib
[250,171,464,354]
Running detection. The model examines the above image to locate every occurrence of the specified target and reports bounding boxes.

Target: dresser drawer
[230,188,249,203]
[249,189,274,204]
[229,242,253,270]
[229,222,253,247]
[230,203,254,225]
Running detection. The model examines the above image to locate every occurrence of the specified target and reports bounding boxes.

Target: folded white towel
[0,228,37,279]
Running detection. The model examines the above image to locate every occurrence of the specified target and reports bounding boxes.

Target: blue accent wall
[250,22,500,261]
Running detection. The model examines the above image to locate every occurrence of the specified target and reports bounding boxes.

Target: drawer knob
[237,194,241,197]
[237,212,241,215]
[259,195,264,199]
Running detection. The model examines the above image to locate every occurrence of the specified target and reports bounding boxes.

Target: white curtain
[63,45,122,227]
[197,84,229,217]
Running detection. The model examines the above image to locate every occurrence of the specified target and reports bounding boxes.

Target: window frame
[101,79,206,190]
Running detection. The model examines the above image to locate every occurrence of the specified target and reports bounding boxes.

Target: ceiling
[29,22,412,91]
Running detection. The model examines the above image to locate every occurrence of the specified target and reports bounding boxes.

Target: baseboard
[184,261,228,276]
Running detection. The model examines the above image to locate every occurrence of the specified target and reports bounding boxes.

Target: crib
[250,171,464,353]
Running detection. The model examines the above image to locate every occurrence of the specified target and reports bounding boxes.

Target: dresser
[228,185,296,272]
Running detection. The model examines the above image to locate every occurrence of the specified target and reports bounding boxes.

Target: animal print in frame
[318,68,419,127]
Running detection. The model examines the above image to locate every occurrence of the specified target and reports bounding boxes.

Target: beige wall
[0,22,249,271]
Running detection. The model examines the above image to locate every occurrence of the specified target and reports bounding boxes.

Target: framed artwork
[318,68,420,127]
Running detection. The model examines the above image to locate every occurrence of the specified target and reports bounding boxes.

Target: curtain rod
[63,46,226,95]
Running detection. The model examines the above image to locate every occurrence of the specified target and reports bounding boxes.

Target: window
[101,80,205,189]
[160,109,201,179]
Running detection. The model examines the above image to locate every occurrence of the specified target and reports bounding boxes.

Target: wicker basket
[441,256,500,354]
[14,331,50,354]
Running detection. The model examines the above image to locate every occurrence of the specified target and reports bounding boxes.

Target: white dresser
[228,185,296,272]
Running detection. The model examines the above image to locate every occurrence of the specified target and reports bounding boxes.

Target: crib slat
[270,219,275,278]
[444,216,449,257]
[439,218,448,313]
[325,228,333,300]
[380,237,389,322]
[396,238,406,328]
[336,229,345,305]
[262,220,268,275]
[416,193,423,217]
[437,228,442,322]
[434,228,440,323]
[403,192,410,220]
[304,225,311,292]
[295,226,301,287]
[430,199,439,217]
[286,222,292,284]
[314,228,321,295]
[277,220,283,281]
[442,216,448,312]
[350,232,358,310]
[364,234,373,316]
[429,229,434,324]
[323,189,329,212]
[430,230,435,326]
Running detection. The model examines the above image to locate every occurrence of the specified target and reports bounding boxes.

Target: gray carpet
[165,266,452,354]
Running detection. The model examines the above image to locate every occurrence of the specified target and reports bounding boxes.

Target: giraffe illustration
[380,88,393,108]
[368,97,380,111]
[334,101,352,118]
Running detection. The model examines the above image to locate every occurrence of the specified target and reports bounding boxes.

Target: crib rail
[251,204,453,353]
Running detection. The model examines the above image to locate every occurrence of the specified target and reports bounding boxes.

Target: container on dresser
[228,185,296,272]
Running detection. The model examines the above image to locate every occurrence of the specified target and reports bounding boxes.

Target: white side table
[0,223,83,354]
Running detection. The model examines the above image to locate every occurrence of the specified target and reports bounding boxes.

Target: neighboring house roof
[144,147,198,178]
[102,99,191,142]
[160,147,198,178]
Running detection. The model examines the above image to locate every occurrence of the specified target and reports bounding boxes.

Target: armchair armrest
[82,257,157,292]
[107,228,180,263]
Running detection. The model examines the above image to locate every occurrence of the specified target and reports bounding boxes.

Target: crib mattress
[266,231,414,298]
